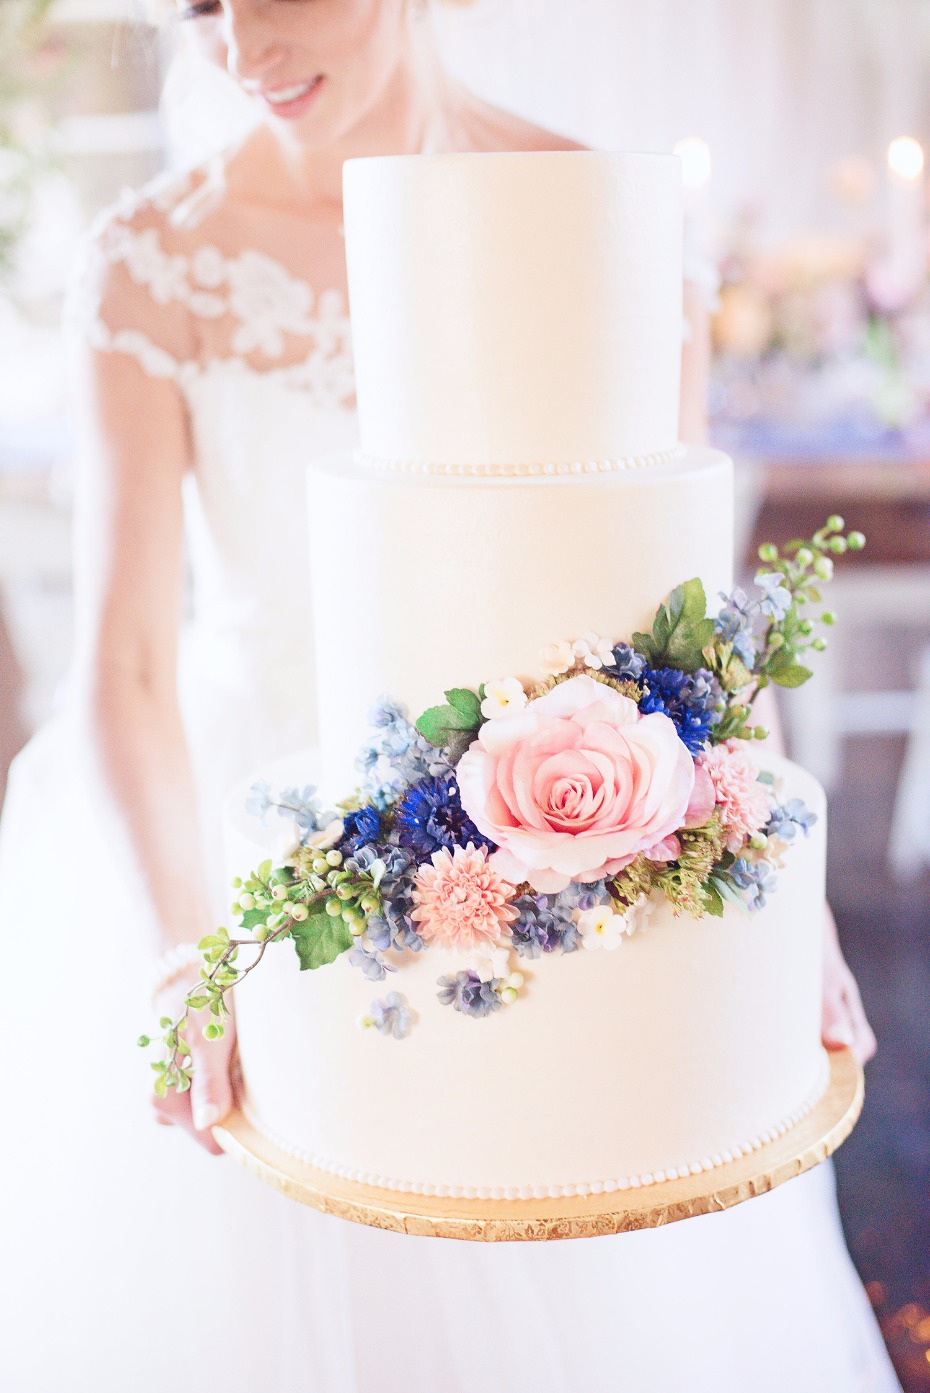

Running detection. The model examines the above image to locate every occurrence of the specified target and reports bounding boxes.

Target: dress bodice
[69,162,360,752]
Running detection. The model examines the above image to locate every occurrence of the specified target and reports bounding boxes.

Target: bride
[0,1,900,1389]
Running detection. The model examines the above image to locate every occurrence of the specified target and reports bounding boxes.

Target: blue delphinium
[766,798,817,842]
[346,843,426,953]
[368,992,413,1039]
[277,785,329,834]
[638,666,722,755]
[715,588,758,669]
[340,805,382,858]
[394,773,493,858]
[245,779,272,820]
[437,970,502,1018]
[356,697,449,809]
[729,857,778,910]
[605,642,647,682]
[754,570,792,622]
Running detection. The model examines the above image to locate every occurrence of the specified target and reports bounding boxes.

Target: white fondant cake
[225,151,830,1201]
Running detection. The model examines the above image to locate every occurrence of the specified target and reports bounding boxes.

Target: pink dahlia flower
[411,844,518,950]
[699,740,773,852]
[456,674,695,894]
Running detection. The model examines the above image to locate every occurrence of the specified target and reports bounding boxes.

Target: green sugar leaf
[444,687,482,725]
[291,911,354,971]
[766,650,813,688]
[239,907,270,933]
[633,578,714,672]
[702,882,725,918]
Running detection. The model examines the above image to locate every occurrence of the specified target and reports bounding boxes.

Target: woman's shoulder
[84,155,237,262]
[450,93,586,154]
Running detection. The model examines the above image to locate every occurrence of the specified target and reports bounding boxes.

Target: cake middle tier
[308,444,733,792]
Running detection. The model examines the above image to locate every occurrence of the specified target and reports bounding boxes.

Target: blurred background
[1,0,928,1383]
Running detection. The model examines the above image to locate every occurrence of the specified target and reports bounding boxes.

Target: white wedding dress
[0,161,901,1393]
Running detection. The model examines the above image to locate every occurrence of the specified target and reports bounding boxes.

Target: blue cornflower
[754,570,792,622]
[368,991,413,1039]
[509,893,580,958]
[639,666,722,755]
[340,805,382,858]
[729,857,778,910]
[437,970,502,1018]
[394,774,494,858]
[605,642,647,682]
[715,588,758,669]
[355,697,449,810]
[766,798,817,842]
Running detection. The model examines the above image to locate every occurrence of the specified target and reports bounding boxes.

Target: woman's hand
[151,975,238,1156]
[821,906,877,1066]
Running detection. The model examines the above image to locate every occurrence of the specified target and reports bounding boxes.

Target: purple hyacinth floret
[437,970,502,1018]
[345,844,426,953]
[766,798,817,842]
[638,666,723,755]
[605,642,647,682]
[729,858,778,910]
[340,805,382,858]
[348,943,396,982]
[394,773,494,859]
[369,991,413,1039]
[510,893,581,958]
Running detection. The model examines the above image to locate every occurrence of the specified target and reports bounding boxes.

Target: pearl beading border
[355,444,684,479]
[241,1055,830,1203]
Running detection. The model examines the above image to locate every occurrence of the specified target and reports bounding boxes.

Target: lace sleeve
[64,185,199,381]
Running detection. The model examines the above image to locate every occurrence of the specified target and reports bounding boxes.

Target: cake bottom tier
[225,752,829,1200]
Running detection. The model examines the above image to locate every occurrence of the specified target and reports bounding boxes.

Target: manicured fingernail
[193,1103,221,1131]
[826,1025,854,1046]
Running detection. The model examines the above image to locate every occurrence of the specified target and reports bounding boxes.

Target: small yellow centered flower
[480,677,528,720]
[577,905,627,951]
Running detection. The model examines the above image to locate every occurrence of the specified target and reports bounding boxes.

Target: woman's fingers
[821,964,877,1067]
[149,985,238,1155]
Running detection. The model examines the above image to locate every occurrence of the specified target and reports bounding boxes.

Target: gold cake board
[213,1047,863,1242]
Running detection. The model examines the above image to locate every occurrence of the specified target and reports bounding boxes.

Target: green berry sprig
[140,843,387,1096]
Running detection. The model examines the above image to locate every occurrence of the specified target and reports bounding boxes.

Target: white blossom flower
[480,677,528,719]
[466,946,512,983]
[577,904,629,951]
[304,818,344,850]
[572,632,615,671]
[540,639,575,676]
[622,892,656,937]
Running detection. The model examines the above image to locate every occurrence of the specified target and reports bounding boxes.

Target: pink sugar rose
[411,844,518,950]
[699,740,773,852]
[456,675,696,893]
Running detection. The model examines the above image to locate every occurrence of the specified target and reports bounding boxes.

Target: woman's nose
[223,0,287,81]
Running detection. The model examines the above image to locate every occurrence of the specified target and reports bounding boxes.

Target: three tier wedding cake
[209,152,836,1204]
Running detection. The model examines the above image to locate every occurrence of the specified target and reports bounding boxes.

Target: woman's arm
[71,336,235,1150]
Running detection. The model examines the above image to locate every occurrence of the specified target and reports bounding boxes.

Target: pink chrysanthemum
[699,741,773,853]
[411,844,518,950]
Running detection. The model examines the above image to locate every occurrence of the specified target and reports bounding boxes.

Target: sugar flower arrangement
[142,518,862,1095]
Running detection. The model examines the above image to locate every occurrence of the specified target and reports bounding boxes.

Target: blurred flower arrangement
[139,518,862,1092]
[712,223,930,434]
[0,0,60,282]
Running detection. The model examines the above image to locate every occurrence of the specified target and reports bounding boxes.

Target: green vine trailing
[139,516,864,1089]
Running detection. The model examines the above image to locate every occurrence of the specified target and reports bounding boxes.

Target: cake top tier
[342,151,684,471]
